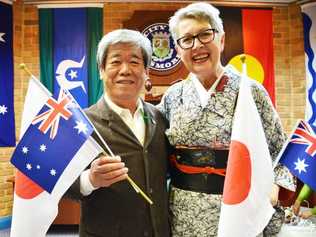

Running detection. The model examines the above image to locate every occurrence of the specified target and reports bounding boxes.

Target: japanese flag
[218,73,274,237]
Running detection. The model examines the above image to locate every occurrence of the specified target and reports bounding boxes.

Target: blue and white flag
[11,84,93,193]
[278,120,316,192]
[0,1,15,147]
[53,8,88,108]
[10,77,102,237]
[303,3,316,125]
[39,7,103,107]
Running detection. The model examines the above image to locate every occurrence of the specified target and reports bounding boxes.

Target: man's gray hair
[97,29,152,70]
[169,2,224,41]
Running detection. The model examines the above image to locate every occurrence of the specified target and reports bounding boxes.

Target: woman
[157,2,296,236]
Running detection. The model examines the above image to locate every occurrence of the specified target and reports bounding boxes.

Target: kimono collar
[215,74,229,92]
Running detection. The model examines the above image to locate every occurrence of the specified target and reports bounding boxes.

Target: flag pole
[19,64,153,205]
[90,129,153,205]
[240,54,247,76]
[19,63,33,77]
[272,119,301,169]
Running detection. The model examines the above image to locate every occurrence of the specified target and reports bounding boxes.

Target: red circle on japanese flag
[15,171,44,199]
[223,140,251,204]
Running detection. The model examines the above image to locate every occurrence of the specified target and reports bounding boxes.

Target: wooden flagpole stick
[85,114,153,204]
[19,63,153,205]
[240,54,247,76]
[19,63,33,77]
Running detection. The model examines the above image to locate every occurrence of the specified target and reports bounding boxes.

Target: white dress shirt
[80,93,146,196]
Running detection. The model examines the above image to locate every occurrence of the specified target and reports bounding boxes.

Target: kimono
[158,65,295,236]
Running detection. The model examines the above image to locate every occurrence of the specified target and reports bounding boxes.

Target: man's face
[176,18,225,79]
[101,43,148,107]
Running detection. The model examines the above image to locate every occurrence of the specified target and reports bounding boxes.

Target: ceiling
[3,0,315,6]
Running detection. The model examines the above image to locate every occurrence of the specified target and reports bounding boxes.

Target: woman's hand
[270,183,280,206]
[292,199,301,216]
[300,209,313,219]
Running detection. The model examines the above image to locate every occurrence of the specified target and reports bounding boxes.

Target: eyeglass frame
[176,28,219,50]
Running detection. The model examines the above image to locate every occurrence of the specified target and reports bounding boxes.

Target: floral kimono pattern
[158,65,295,236]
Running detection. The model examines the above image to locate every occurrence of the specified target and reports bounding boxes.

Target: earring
[145,77,152,93]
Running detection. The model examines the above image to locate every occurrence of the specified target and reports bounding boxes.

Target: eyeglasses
[176,28,218,50]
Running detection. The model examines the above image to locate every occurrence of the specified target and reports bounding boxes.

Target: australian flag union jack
[279,120,316,192]
[32,89,73,139]
[11,88,94,193]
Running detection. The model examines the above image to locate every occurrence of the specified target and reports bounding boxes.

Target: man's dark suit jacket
[66,98,170,237]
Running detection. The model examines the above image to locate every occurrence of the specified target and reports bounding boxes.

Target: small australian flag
[279,120,316,192]
[11,88,93,193]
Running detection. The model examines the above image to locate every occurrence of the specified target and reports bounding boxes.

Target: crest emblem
[152,32,170,59]
[143,23,181,72]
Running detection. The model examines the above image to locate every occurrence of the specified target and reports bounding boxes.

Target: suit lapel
[96,99,141,146]
[143,102,157,149]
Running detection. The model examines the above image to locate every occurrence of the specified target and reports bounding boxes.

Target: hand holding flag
[278,120,316,192]
[11,82,95,193]
[10,75,103,237]
[16,65,152,203]
[10,65,153,237]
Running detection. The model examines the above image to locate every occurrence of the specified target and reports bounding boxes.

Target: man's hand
[89,155,128,188]
[270,183,280,206]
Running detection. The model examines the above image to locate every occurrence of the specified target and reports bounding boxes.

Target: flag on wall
[39,7,103,108]
[278,120,316,192]
[218,76,274,236]
[0,1,15,147]
[302,3,316,125]
[220,7,275,104]
[10,77,103,237]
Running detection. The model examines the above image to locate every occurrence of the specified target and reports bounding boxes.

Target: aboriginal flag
[219,7,275,104]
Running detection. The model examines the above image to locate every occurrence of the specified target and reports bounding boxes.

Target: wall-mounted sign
[142,23,181,72]
[123,10,188,86]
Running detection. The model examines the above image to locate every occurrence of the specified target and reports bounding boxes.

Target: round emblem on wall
[142,23,181,72]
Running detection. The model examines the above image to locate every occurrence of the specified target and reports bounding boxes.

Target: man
[66,29,170,237]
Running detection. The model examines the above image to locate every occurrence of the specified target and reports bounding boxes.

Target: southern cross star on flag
[278,120,316,192]
[10,77,102,237]
[0,1,15,147]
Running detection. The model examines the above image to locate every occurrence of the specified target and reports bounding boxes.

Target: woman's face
[175,18,225,79]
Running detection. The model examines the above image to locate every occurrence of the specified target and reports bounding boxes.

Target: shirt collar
[103,92,144,117]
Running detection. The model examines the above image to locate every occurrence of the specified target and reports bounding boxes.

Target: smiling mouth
[192,53,209,63]
[116,80,135,85]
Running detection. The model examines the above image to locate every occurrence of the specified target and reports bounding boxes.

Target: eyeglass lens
[177,29,216,49]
